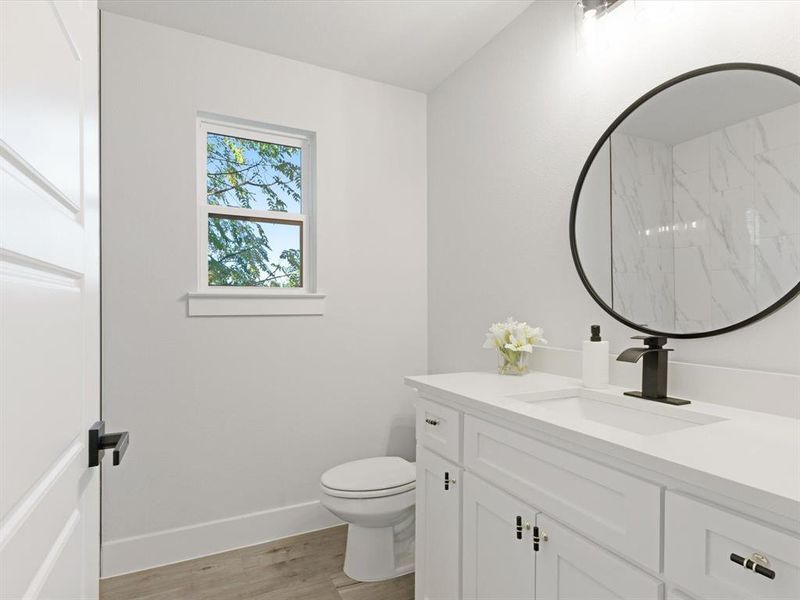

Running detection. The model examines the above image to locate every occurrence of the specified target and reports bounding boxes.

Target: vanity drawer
[464,415,662,572]
[665,492,800,600]
[416,398,461,463]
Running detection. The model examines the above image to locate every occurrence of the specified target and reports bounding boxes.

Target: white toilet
[320,456,415,582]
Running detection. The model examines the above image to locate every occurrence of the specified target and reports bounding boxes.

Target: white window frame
[188,116,324,316]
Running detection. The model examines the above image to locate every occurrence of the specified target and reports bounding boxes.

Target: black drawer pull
[730,553,776,580]
[516,516,523,540]
[425,418,440,426]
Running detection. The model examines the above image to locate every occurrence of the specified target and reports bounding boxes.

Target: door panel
[535,514,663,600]
[463,473,536,600]
[0,1,100,598]
[0,0,83,207]
[416,446,461,600]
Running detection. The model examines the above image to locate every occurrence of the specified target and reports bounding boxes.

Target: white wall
[428,2,800,402]
[101,13,427,575]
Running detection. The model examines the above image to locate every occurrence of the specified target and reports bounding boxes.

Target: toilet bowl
[320,456,415,582]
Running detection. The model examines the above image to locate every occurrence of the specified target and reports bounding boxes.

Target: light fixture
[578,0,622,20]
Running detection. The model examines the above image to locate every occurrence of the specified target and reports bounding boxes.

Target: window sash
[198,119,312,293]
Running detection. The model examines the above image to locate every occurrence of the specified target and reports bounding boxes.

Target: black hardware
[579,0,623,19]
[516,516,523,540]
[569,62,800,340]
[617,336,689,405]
[425,418,440,426]
[533,526,540,551]
[730,553,776,580]
[88,421,129,467]
[444,471,450,491]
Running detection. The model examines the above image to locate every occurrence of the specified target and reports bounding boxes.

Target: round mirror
[571,63,800,338]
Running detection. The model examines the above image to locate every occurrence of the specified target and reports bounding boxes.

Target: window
[190,117,323,316]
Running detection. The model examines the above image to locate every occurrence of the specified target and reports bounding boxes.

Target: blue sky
[207,133,303,285]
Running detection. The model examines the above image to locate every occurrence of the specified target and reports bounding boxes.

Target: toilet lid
[321,457,415,492]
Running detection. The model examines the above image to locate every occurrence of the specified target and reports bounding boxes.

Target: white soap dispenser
[582,325,609,389]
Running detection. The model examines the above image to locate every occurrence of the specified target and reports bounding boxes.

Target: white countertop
[405,371,800,525]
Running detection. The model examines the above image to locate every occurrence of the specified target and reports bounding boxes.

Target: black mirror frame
[569,62,800,339]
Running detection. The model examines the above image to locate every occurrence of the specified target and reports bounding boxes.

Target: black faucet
[616,336,689,406]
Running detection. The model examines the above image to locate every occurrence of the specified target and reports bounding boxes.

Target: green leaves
[206,133,303,287]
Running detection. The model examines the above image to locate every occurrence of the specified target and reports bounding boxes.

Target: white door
[416,446,461,600]
[1,1,101,599]
[462,473,536,600]
[535,514,663,600]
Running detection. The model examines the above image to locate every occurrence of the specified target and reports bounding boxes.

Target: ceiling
[619,69,800,145]
[99,0,534,92]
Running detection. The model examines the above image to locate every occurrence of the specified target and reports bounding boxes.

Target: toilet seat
[321,457,415,499]
[321,480,416,499]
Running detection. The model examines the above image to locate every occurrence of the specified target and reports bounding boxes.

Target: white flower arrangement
[483,317,547,375]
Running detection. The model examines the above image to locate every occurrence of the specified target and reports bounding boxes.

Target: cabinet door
[462,473,536,600]
[416,446,461,600]
[536,514,663,600]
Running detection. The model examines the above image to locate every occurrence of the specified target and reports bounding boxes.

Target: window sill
[187,290,326,317]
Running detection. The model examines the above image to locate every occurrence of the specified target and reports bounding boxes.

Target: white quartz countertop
[405,371,800,524]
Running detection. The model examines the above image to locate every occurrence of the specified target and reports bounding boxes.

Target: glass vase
[497,349,530,376]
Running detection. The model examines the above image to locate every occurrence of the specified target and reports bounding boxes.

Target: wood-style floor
[100,525,414,600]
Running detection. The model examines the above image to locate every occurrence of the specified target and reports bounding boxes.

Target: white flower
[483,317,547,352]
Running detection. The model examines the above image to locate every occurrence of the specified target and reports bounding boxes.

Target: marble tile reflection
[673,169,710,248]
[755,235,800,309]
[611,133,675,330]
[674,135,708,176]
[674,246,711,324]
[753,102,800,154]
[710,120,754,192]
[710,267,758,330]
[707,185,757,270]
[754,144,800,237]
[606,102,799,334]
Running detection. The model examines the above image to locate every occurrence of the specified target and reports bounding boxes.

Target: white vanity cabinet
[413,384,800,600]
[416,446,461,600]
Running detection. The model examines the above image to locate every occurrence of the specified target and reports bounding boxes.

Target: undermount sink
[506,390,727,436]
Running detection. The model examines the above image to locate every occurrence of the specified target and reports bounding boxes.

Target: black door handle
[89,421,129,467]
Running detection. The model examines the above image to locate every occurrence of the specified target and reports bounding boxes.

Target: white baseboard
[101,500,342,578]
[533,345,800,419]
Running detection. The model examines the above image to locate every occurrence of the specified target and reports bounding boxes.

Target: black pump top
[590,325,602,342]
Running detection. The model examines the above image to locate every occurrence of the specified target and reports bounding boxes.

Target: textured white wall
[101,13,427,574]
[428,1,800,379]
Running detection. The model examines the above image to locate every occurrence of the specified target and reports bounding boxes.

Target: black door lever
[88,421,129,467]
